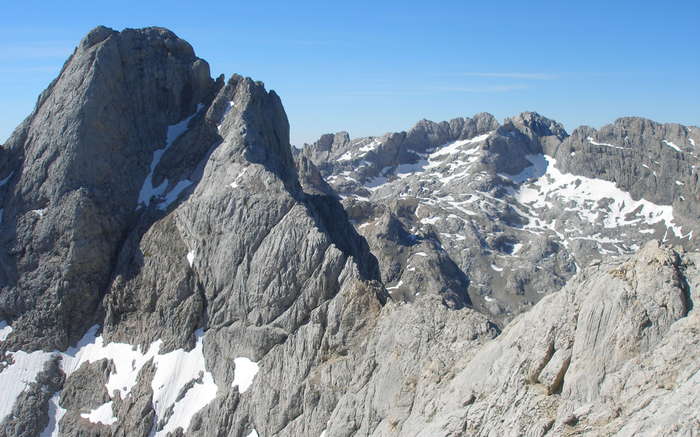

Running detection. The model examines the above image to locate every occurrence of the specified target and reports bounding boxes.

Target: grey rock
[60,359,111,411]
[0,25,216,351]
[302,113,499,198]
[347,241,699,437]
[111,362,157,437]
[536,347,571,394]
[0,26,698,437]
[308,110,698,324]
[308,112,577,322]
[0,357,63,437]
[551,117,700,239]
[104,213,205,352]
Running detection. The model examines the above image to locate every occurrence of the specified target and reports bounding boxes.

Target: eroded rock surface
[305,112,698,322]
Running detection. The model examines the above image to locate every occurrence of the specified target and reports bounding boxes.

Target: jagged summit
[0,25,218,351]
[0,24,374,351]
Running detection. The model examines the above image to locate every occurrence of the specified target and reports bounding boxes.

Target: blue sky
[1,0,698,146]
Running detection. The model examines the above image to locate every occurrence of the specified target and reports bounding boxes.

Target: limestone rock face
[552,117,700,236]
[307,111,698,323]
[0,26,216,351]
[0,25,698,437]
[362,240,700,437]
[0,26,385,437]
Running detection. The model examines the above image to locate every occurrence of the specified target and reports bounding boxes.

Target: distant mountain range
[300,111,698,322]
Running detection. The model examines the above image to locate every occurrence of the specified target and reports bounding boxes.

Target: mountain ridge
[303,109,698,321]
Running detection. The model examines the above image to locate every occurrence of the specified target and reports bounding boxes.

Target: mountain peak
[79,25,115,48]
[505,111,568,139]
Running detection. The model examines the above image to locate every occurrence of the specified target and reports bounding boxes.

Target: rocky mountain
[0,26,698,437]
[303,112,699,322]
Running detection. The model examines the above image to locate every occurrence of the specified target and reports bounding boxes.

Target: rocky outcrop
[0,25,387,437]
[0,357,64,437]
[329,240,698,436]
[302,113,500,198]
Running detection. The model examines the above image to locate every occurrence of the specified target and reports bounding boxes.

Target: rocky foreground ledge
[386,240,699,436]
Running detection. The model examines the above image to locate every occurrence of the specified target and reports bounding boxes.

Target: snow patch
[431,133,491,159]
[358,139,381,154]
[0,349,55,421]
[587,136,627,150]
[491,264,503,272]
[503,154,548,184]
[31,208,46,217]
[232,357,259,393]
[396,159,428,178]
[662,140,682,152]
[420,216,440,225]
[40,392,65,437]
[230,167,248,189]
[150,330,218,437]
[246,430,259,437]
[515,155,685,238]
[138,105,203,208]
[0,320,12,341]
[1,325,217,435]
[386,280,404,290]
[187,250,196,267]
[511,243,523,256]
[336,139,383,162]
[353,133,491,191]
[158,179,193,210]
[81,401,117,425]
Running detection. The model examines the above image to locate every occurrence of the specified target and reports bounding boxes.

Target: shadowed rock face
[0,25,217,351]
[0,25,699,437]
[0,25,387,437]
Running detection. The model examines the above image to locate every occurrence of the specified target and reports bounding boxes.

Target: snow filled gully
[0,323,259,436]
[137,104,204,211]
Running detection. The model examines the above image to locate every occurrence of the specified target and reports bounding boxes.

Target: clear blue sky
[1,0,698,146]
